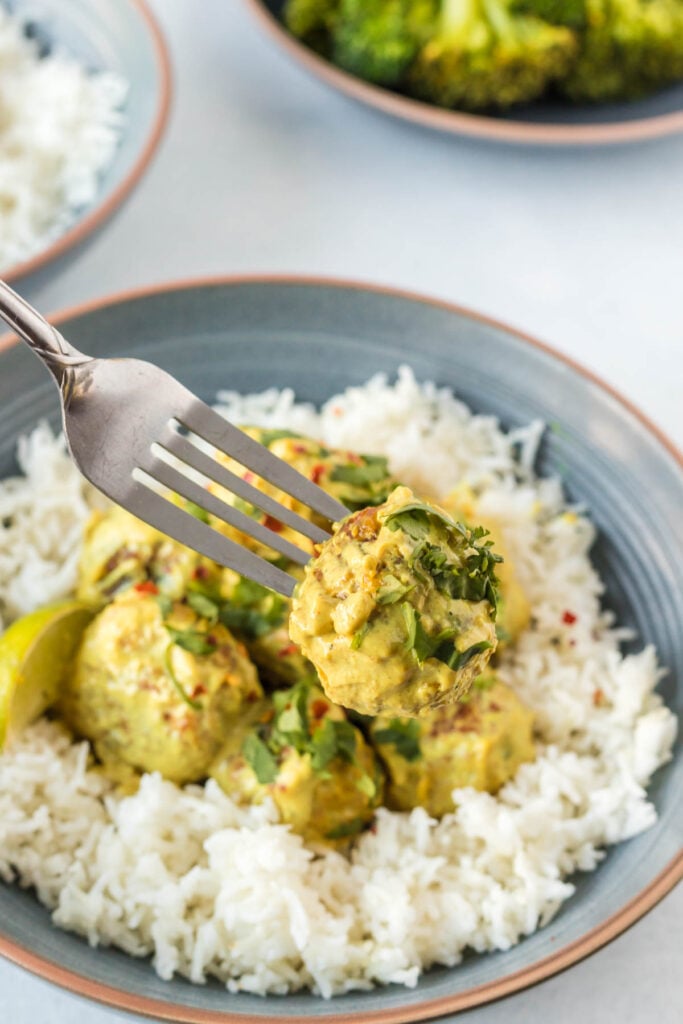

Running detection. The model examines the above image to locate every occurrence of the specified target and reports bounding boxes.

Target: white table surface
[2,1,682,1021]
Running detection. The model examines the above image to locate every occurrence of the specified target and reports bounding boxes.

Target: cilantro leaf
[259,428,303,447]
[351,620,370,650]
[184,500,210,524]
[164,645,203,711]
[186,591,220,623]
[165,626,216,656]
[242,733,278,784]
[376,575,414,605]
[433,640,493,672]
[330,455,389,488]
[373,719,422,762]
[325,817,366,840]
[310,719,357,773]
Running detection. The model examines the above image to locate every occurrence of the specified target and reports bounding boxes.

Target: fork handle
[0,279,92,392]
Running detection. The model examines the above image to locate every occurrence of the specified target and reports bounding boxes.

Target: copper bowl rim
[0,273,681,1022]
[242,0,683,147]
[2,0,172,284]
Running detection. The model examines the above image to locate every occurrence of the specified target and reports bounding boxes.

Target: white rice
[0,8,127,270]
[0,369,676,996]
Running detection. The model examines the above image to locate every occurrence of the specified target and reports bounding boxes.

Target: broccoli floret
[331,0,438,86]
[283,0,340,55]
[560,0,683,102]
[408,0,578,110]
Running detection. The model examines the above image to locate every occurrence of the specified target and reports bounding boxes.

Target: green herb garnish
[186,591,220,623]
[184,500,210,524]
[164,645,203,711]
[376,575,414,605]
[242,733,278,784]
[310,718,357,773]
[373,718,422,762]
[325,817,366,840]
[330,455,390,488]
[351,620,371,650]
[165,626,216,657]
[259,428,303,447]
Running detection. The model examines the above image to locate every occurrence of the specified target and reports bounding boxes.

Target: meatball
[209,680,384,847]
[206,428,397,559]
[59,590,262,784]
[443,485,530,648]
[288,486,500,717]
[78,505,218,606]
[370,674,535,816]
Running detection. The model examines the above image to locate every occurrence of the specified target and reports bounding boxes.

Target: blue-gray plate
[244,0,683,146]
[0,277,681,1022]
[4,0,171,282]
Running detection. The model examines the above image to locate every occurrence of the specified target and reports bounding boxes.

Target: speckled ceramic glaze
[3,0,170,281]
[0,279,680,1022]
[245,0,683,145]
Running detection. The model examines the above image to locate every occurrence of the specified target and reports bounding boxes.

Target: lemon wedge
[0,601,94,750]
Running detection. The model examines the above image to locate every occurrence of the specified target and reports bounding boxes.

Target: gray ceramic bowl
[0,277,681,1022]
[3,0,170,282]
[245,0,683,146]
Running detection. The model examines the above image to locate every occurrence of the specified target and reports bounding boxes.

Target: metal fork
[0,281,349,597]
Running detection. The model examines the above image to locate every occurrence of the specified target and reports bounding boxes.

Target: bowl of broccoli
[244,0,683,144]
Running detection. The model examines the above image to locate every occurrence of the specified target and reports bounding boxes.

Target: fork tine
[125,480,298,597]
[142,457,312,565]
[163,430,332,545]
[176,399,349,523]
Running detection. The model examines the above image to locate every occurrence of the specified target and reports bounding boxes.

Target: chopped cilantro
[186,591,220,623]
[242,733,278,784]
[310,718,357,773]
[438,640,493,672]
[165,626,216,657]
[351,620,370,650]
[164,645,203,711]
[156,594,173,619]
[376,575,414,605]
[401,604,446,664]
[184,500,210,524]
[259,428,303,447]
[325,817,366,840]
[373,719,421,762]
[330,455,389,488]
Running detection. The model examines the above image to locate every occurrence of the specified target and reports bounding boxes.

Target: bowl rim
[242,0,683,147]
[3,0,172,284]
[0,273,681,1022]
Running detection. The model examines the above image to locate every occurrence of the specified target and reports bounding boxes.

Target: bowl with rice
[0,0,170,281]
[0,276,680,1022]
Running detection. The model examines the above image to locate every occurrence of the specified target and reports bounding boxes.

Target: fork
[0,281,349,596]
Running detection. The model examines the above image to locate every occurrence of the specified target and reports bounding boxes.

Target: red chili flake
[192,685,207,697]
[263,515,284,533]
[193,565,209,580]
[562,610,577,625]
[278,643,298,658]
[293,444,308,454]
[311,463,326,485]
[243,471,255,484]
[593,688,606,707]
[134,580,158,595]
[206,634,217,646]
[312,699,329,719]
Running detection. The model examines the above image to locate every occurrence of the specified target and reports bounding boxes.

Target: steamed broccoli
[558,0,683,102]
[283,0,340,55]
[332,0,438,86]
[407,0,578,110]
